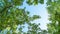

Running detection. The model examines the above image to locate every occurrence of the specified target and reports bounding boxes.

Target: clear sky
[27,5,49,30]
[25,0,49,30]
[19,0,49,30]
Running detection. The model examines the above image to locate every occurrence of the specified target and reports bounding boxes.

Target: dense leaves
[26,0,44,5]
[0,0,44,34]
[47,0,60,34]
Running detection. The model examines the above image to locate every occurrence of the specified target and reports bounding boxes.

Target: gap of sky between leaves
[18,0,49,32]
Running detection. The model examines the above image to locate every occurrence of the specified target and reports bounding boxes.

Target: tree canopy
[47,0,60,34]
[1,0,60,34]
[0,0,44,34]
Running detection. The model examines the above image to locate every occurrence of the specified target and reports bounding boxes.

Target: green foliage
[0,0,44,34]
[47,0,60,34]
[26,0,44,5]
[0,23,48,34]
[39,0,44,4]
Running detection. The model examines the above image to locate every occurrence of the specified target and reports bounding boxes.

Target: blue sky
[25,5,49,30]
[24,0,49,30]
[19,0,49,31]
